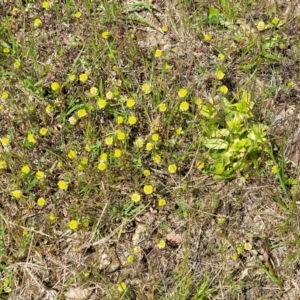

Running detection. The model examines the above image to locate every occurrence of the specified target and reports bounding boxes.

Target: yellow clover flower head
[69,220,78,230]
[102,31,110,39]
[34,18,42,28]
[128,116,137,125]
[158,198,166,207]
[77,108,87,118]
[179,101,189,112]
[58,180,68,190]
[36,171,45,180]
[216,70,225,80]
[97,162,107,171]
[11,190,22,199]
[219,85,228,94]
[39,127,48,136]
[51,82,60,92]
[157,239,166,249]
[97,98,107,109]
[178,88,187,98]
[154,49,162,58]
[37,197,46,207]
[131,193,141,203]
[257,21,265,31]
[141,83,151,94]
[143,185,153,195]
[68,150,77,159]
[1,137,10,147]
[79,73,88,83]
[168,164,177,174]
[74,11,82,18]
[126,98,135,108]
[27,133,37,144]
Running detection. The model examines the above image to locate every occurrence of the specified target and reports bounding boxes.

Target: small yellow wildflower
[153,154,161,164]
[131,193,141,203]
[114,149,122,158]
[45,104,53,114]
[77,108,87,118]
[143,169,151,177]
[168,164,177,174]
[141,83,151,94]
[79,73,88,83]
[135,138,144,148]
[127,255,134,263]
[152,133,159,142]
[106,91,114,99]
[51,82,60,92]
[42,1,50,9]
[13,60,21,68]
[97,162,107,171]
[179,101,189,112]
[231,253,238,260]
[69,220,78,230]
[90,87,98,96]
[217,217,225,225]
[272,17,280,25]
[34,18,42,28]
[219,85,228,94]
[244,242,252,251]
[3,47,9,54]
[257,21,265,31]
[176,127,183,135]
[116,131,126,141]
[100,153,108,162]
[105,136,114,146]
[157,239,166,249]
[1,91,9,99]
[39,127,48,136]
[68,150,77,159]
[271,165,278,174]
[82,219,89,228]
[0,161,7,169]
[57,161,63,168]
[97,98,107,109]
[146,142,153,151]
[158,198,166,207]
[11,190,22,199]
[49,213,56,221]
[27,133,37,144]
[237,246,244,254]
[102,31,110,39]
[154,49,162,58]
[37,197,46,207]
[218,53,225,61]
[128,116,137,125]
[143,185,153,195]
[133,246,141,254]
[85,144,91,152]
[74,11,82,18]
[36,171,45,180]
[204,34,212,41]
[162,25,168,32]
[178,88,187,98]
[158,103,167,112]
[126,98,135,108]
[69,116,77,125]
[183,211,188,218]
[1,137,10,146]
[197,161,205,170]
[116,282,127,293]
[58,180,68,190]
[80,157,88,165]
[116,116,124,124]
[163,63,170,71]
[216,70,225,80]
[69,74,76,81]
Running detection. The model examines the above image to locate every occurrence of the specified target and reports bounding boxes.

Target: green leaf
[204,138,228,150]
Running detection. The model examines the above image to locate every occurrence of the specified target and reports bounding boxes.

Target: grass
[0,0,300,299]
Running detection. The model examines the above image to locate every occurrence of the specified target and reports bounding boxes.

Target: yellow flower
[13,60,21,68]
[133,246,141,254]
[69,220,78,230]
[162,25,168,32]
[178,88,187,98]
[58,180,68,190]
[126,98,135,108]
[272,17,279,25]
[204,34,212,41]
[153,154,161,164]
[257,21,265,31]
[69,74,76,81]
[154,49,162,58]
[77,109,87,118]
[106,91,114,99]
[69,116,77,125]
[42,1,50,9]
[0,161,7,169]
[45,104,53,114]
[127,255,134,263]
[183,211,188,217]
[131,193,141,203]
[79,73,88,83]
[74,11,82,18]
[49,212,56,221]
[51,82,60,92]
[143,169,150,177]
[158,198,166,207]
[1,137,10,146]
[244,242,252,251]
[157,239,166,249]
[39,127,48,136]
[176,127,183,135]
[128,116,137,125]
[231,253,238,260]
[116,282,127,293]
[143,185,153,195]
[90,87,98,96]
[97,162,107,171]
[219,85,228,94]
[68,150,77,159]
[158,103,167,112]
[168,164,177,174]
[11,190,22,199]
[36,171,45,180]
[271,165,278,174]
[116,131,126,141]
[85,144,91,152]
[218,53,225,61]
[102,31,110,39]
[80,157,88,165]
[179,101,189,112]
[105,136,114,146]
[27,133,37,144]
[135,138,144,148]
[141,83,151,94]
[100,153,108,162]
[116,116,124,124]
[163,63,170,71]
[146,142,153,151]
[37,197,46,207]
[1,91,9,99]
[34,18,42,28]
[97,98,107,109]
[152,133,159,142]
[216,70,225,80]
[114,149,122,158]
[197,161,205,170]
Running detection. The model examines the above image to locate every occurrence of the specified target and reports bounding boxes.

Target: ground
[0,0,300,299]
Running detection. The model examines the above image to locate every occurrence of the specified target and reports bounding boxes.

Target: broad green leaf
[204,138,228,149]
